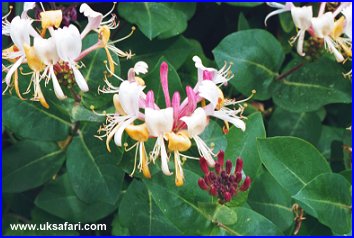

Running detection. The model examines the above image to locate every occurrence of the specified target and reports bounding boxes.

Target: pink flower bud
[235,172,242,183]
[235,157,243,174]
[223,191,232,202]
[240,176,251,191]
[226,160,232,174]
[145,90,155,108]
[210,185,218,196]
[217,151,225,168]
[160,62,171,107]
[199,157,209,174]
[215,162,221,174]
[198,178,209,190]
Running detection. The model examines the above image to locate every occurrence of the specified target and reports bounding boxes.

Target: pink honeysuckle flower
[181,107,215,167]
[160,62,171,107]
[192,56,233,86]
[145,90,174,176]
[79,2,118,39]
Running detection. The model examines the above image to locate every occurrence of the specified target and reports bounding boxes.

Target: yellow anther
[99,26,111,47]
[332,16,345,39]
[216,86,225,110]
[125,123,149,142]
[166,131,192,152]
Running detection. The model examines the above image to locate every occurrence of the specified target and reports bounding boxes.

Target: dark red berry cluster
[198,151,251,204]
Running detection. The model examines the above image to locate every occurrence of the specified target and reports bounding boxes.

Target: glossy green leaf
[211,207,283,235]
[293,173,352,234]
[81,34,120,109]
[213,29,284,100]
[237,13,250,31]
[268,108,322,145]
[317,126,345,158]
[225,112,266,178]
[279,13,294,33]
[118,3,196,40]
[35,174,117,223]
[273,57,352,112]
[248,172,293,231]
[3,140,65,193]
[66,123,125,204]
[118,180,182,235]
[119,30,195,73]
[257,137,331,195]
[2,95,71,141]
[71,104,104,123]
[200,120,228,153]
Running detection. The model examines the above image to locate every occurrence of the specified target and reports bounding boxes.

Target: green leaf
[112,214,130,236]
[317,126,345,159]
[248,172,293,231]
[2,95,71,141]
[295,215,333,236]
[118,3,196,40]
[225,112,266,178]
[66,123,125,204]
[3,140,65,193]
[81,34,120,109]
[237,13,250,31]
[118,180,182,235]
[211,207,283,235]
[293,173,352,234]
[71,104,104,123]
[268,108,322,145]
[213,29,284,100]
[119,30,195,73]
[200,120,228,153]
[257,137,331,195]
[279,13,295,33]
[226,2,263,7]
[35,174,118,223]
[273,57,352,112]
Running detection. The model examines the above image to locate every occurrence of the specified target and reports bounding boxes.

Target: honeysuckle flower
[289,6,313,56]
[134,61,149,75]
[79,3,118,39]
[33,37,66,100]
[181,107,216,167]
[166,130,192,186]
[2,16,33,98]
[53,24,89,92]
[264,2,294,26]
[342,3,352,40]
[192,56,233,86]
[312,12,345,62]
[197,80,248,132]
[145,91,174,176]
[22,43,49,108]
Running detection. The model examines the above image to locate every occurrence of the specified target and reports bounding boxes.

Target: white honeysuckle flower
[181,107,215,167]
[264,2,294,26]
[33,37,66,100]
[342,3,352,40]
[53,24,89,91]
[80,2,118,39]
[134,61,149,75]
[96,80,145,152]
[290,6,313,56]
[3,16,30,86]
[22,2,36,18]
[145,107,174,176]
[192,56,233,85]
[312,12,345,62]
[197,80,247,132]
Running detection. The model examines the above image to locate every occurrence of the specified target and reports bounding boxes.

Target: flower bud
[235,172,242,183]
[240,176,251,191]
[223,191,232,202]
[209,185,218,196]
[199,157,209,174]
[226,160,232,174]
[217,150,225,168]
[198,178,209,190]
[235,157,243,174]
[215,162,221,174]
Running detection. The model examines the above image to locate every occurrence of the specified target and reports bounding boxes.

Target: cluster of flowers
[97,56,254,187]
[2,2,133,108]
[198,151,251,204]
[266,2,352,69]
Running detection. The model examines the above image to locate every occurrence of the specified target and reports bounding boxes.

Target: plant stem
[276,63,305,81]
